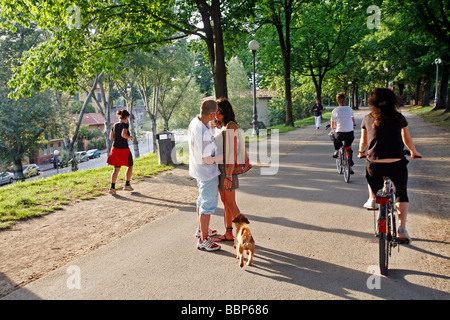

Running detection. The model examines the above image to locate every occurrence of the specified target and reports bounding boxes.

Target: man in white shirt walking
[188,99,221,251]
[331,93,356,173]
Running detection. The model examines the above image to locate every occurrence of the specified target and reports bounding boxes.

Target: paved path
[3,110,449,303]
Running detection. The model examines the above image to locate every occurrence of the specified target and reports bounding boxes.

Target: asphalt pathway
[4,110,449,302]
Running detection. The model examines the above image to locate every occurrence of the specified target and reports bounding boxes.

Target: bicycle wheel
[336,150,342,174]
[378,203,389,276]
[342,150,350,183]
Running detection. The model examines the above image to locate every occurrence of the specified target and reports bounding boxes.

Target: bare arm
[121,128,133,140]
[358,128,368,158]
[401,127,422,159]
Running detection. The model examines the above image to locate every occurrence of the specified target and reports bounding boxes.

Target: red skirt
[107,147,133,167]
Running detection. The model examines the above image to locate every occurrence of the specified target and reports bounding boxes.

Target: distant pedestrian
[107,109,134,195]
[188,99,221,251]
[311,100,324,129]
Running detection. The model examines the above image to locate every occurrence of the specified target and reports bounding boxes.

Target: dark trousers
[333,131,354,166]
[365,158,409,203]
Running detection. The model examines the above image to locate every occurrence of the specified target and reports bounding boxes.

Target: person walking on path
[107,109,134,195]
[213,98,242,242]
[188,99,221,251]
[311,99,324,129]
[331,93,356,173]
[358,88,422,243]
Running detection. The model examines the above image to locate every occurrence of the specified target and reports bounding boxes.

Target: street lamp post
[434,58,441,107]
[249,40,259,137]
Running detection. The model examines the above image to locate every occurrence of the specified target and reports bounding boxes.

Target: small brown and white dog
[232,214,255,267]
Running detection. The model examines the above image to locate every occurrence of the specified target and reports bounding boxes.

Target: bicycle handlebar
[358,149,422,159]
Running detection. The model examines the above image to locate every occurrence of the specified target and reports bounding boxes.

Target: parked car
[23,164,41,178]
[0,171,14,185]
[86,149,101,159]
[75,151,90,162]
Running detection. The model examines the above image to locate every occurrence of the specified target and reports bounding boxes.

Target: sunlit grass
[409,105,450,128]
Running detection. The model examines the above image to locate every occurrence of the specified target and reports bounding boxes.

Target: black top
[112,122,129,149]
[361,113,408,161]
[311,104,323,116]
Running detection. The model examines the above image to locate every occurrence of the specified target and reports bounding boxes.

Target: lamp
[249,40,259,136]
[435,58,441,106]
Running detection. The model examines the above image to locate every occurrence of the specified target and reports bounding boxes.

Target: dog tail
[240,228,248,238]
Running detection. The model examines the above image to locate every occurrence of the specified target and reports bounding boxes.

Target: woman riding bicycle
[358,88,422,243]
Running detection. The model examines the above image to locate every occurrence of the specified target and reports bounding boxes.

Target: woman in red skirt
[107,109,134,194]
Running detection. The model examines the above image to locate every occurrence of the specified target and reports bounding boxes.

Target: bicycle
[363,150,413,276]
[326,124,352,183]
[374,176,400,276]
[336,144,352,183]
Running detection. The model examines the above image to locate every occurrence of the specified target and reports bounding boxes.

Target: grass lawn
[0,153,173,229]
[408,105,450,128]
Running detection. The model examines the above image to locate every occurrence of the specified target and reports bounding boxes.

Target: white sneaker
[197,237,221,251]
[195,228,218,238]
[123,185,134,191]
[398,226,412,244]
[363,198,377,210]
[108,188,116,195]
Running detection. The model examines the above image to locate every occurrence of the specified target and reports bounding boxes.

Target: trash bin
[156,130,175,165]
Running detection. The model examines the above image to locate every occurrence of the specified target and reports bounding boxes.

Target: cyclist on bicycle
[331,93,356,174]
[358,88,422,243]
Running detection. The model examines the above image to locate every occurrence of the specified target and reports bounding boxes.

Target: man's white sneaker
[195,228,218,238]
[108,188,116,195]
[123,185,134,191]
[363,198,377,210]
[197,237,221,251]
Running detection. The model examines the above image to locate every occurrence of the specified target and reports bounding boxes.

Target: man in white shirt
[331,93,356,173]
[188,99,221,251]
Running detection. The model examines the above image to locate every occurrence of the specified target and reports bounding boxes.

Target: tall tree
[292,0,368,104]
[255,0,304,126]
[0,21,58,180]
[0,0,256,101]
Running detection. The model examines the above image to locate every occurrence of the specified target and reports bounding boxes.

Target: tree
[395,0,450,110]
[292,1,368,104]
[0,0,256,102]
[255,0,304,126]
[0,89,55,180]
[64,73,103,170]
[0,21,58,180]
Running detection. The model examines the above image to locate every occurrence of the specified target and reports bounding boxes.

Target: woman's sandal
[214,227,234,242]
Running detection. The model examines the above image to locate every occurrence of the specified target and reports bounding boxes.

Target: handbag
[231,149,252,175]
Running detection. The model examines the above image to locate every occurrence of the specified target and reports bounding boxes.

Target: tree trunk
[69,72,103,171]
[435,63,449,110]
[446,79,450,112]
[283,56,294,126]
[422,76,431,106]
[13,157,25,181]
[414,78,421,106]
[274,6,294,127]
[198,0,228,99]
[98,74,113,156]
[211,6,227,99]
